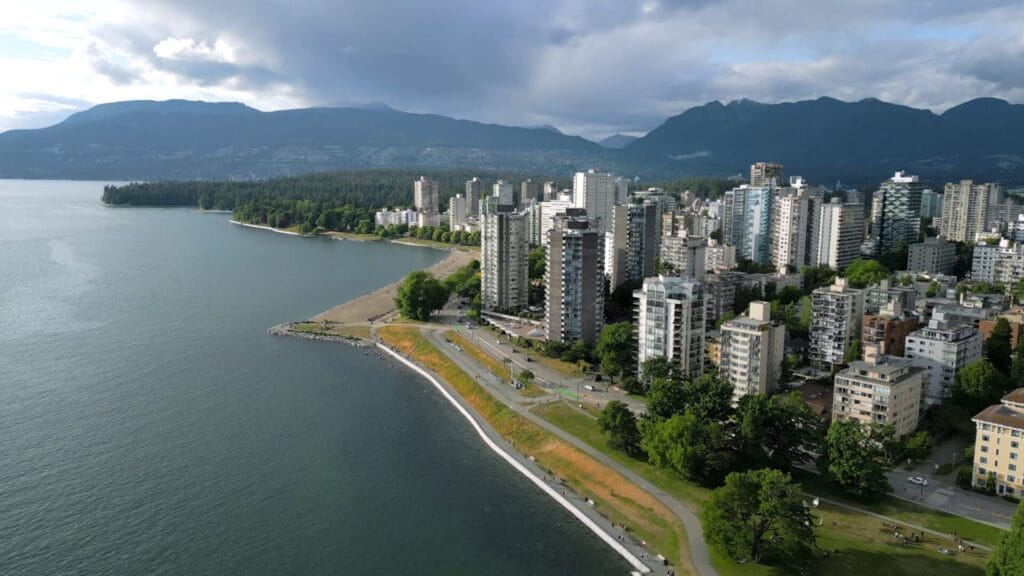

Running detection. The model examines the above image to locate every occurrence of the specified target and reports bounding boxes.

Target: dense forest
[102,169,737,234]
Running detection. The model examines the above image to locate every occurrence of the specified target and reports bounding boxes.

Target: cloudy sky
[3,0,1023,139]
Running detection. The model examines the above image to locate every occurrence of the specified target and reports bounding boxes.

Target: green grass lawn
[794,472,1004,548]
[531,401,991,576]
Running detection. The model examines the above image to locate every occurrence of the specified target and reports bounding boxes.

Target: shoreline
[377,341,652,574]
[246,217,660,573]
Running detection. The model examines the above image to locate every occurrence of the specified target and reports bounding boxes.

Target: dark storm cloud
[86,0,1024,138]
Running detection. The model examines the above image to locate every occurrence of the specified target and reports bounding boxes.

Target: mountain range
[1,96,1023,184]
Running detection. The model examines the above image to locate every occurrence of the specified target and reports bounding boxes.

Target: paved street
[435,299,650,414]
[887,437,1017,529]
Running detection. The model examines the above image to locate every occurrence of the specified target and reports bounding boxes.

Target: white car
[907,475,929,486]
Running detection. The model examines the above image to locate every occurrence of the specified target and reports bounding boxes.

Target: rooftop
[974,403,1024,430]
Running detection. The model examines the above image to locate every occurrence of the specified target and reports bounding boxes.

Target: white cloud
[1,0,1024,138]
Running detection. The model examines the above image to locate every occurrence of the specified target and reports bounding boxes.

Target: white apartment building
[972,239,1024,284]
[810,198,864,270]
[573,169,617,232]
[374,208,418,227]
[493,180,514,206]
[941,180,997,242]
[414,176,440,215]
[905,311,983,406]
[535,196,574,247]
[809,277,865,370]
[719,301,786,404]
[660,234,707,279]
[481,205,529,312]
[772,188,810,272]
[449,194,468,230]
[634,276,705,379]
[705,240,736,272]
[833,345,925,439]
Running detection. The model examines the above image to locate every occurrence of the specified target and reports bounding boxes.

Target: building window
[981,445,989,453]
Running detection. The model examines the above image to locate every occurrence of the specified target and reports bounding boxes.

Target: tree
[904,430,935,461]
[820,420,893,500]
[879,242,909,272]
[987,501,1024,576]
[715,310,736,329]
[517,369,534,384]
[596,322,634,382]
[952,358,1010,416]
[640,356,673,387]
[684,372,735,422]
[528,247,546,280]
[987,318,1013,375]
[703,468,814,564]
[647,377,687,420]
[644,410,736,485]
[394,270,449,321]
[801,265,835,294]
[844,259,889,288]
[737,393,822,471]
[598,400,642,456]
[844,339,862,364]
[1012,333,1024,388]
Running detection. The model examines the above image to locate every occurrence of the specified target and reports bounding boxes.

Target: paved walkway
[420,328,717,576]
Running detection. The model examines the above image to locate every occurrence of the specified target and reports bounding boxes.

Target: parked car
[583,385,595,391]
[907,475,929,486]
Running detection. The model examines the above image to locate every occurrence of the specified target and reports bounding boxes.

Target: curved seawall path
[377,341,653,574]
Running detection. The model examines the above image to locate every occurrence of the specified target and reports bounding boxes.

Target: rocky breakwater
[266,323,372,347]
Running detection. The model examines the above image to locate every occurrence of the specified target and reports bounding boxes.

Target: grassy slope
[378,325,692,574]
[531,401,990,576]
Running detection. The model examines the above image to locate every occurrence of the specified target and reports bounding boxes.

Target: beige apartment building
[832,344,924,439]
[972,389,1024,497]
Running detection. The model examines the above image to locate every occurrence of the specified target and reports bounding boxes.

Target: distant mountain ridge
[2,96,1023,183]
[626,96,1024,183]
[597,134,638,149]
[0,99,615,180]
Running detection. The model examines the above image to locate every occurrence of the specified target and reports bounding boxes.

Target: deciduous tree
[703,468,814,563]
[598,400,642,457]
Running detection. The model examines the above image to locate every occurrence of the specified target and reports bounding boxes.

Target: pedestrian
[970,545,975,553]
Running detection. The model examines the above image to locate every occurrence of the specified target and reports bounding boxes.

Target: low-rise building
[908,237,956,275]
[862,301,919,357]
[973,238,1024,284]
[979,307,1024,349]
[864,278,918,315]
[905,311,983,406]
[833,345,925,439]
[972,389,1024,497]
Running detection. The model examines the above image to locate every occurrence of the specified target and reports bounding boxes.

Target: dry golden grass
[378,325,691,573]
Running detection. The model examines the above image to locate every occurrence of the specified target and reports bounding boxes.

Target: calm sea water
[0,180,627,575]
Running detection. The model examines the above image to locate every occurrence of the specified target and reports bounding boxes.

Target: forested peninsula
[101,169,736,236]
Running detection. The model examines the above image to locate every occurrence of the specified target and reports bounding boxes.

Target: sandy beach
[312,247,477,324]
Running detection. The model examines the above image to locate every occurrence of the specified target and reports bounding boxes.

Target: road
[436,298,650,415]
[419,327,717,576]
[886,436,1016,529]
